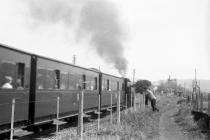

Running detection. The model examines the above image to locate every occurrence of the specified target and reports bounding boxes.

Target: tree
[134,80,152,94]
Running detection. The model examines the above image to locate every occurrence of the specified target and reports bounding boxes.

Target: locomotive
[0,43,132,134]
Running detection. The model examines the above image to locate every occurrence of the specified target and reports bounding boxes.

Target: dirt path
[159,99,188,140]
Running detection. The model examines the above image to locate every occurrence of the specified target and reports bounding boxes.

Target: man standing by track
[145,87,159,111]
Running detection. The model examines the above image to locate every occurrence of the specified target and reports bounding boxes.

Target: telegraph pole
[73,55,76,65]
[133,69,135,85]
[132,69,135,110]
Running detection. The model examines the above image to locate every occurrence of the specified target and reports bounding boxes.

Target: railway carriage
[0,43,131,135]
[100,73,125,110]
[31,55,100,125]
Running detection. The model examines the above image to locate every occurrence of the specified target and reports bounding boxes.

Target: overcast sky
[0,0,209,81]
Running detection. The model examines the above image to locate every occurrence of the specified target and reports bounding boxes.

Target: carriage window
[76,74,82,90]
[94,77,97,90]
[107,80,109,90]
[114,82,117,90]
[102,79,107,90]
[45,70,56,89]
[109,81,112,90]
[24,66,30,89]
[82,74,86,89]
[88,77,96,91]
[54,70,60,89]
[122,82,125,91]
[110,81,115,91]
[60,71,68,90]
[69,73,76,90]
[117,81,119,91]
[86,76,91,90]
[0,60,16,89]
[16,63,25,89]
[113,81,116,91]
[102,80,104,90]
[37,68,46,89]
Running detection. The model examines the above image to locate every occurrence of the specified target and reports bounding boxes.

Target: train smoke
[26,0,127,75]
[79,1,127,75]
[27,0,76,25]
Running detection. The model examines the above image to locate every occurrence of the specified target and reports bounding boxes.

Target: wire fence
[0,90,146,140]
[191,92,210,130]
[191,92,210,114]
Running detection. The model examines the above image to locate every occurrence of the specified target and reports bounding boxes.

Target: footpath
[159,97,188,140]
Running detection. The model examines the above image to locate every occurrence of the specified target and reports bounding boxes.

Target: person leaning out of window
[1,76,13,89]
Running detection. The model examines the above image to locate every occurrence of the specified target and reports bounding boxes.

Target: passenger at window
[54,78,59,89]
[60,83,65,90]
[16,78,24,90]
[91,85,94,90]
[1,76,13,89]
[37,84,43,89]
[77,84,82,90]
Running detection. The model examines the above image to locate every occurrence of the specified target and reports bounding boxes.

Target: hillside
[154,79,210,93]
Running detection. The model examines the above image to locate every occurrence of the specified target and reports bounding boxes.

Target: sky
[0,0,209,81]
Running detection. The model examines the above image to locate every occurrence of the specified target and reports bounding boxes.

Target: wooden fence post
[77,90,84,139]
[191,93,194,110]
[208,93,210,116]
[134,94,136,112]
[142,93,145,110]
[200,94,203,112]
[117,91,121,125]
[195,93,199,111]
[208,93,210,130]
[110,93,113,124]
[194,93,197,111]
[10,99,15,140]
[56,96,60,136]
[97,94,101,131]
[125,94,127,114]
[131,91,133,110]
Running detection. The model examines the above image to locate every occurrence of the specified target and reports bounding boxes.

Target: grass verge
[42,95,177,140]
[174,100,210,140]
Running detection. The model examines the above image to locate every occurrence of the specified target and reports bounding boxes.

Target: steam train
[0,43,132,134]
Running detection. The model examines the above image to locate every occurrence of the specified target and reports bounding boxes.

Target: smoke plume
[79,1,127,75]
[27,0,75,25]
[27,0,127,75]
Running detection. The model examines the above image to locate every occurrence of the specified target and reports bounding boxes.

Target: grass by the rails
[174,100,210,140]
[42,95,176,140]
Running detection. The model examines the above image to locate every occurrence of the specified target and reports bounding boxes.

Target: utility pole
[73,55,76,65]
[195,69,197,86]
[132,69,135,110]
[133,69,135,85]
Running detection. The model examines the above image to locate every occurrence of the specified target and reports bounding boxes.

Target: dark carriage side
[0,44,32,133]
[100,73,126,110]
[30,55,100,125]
